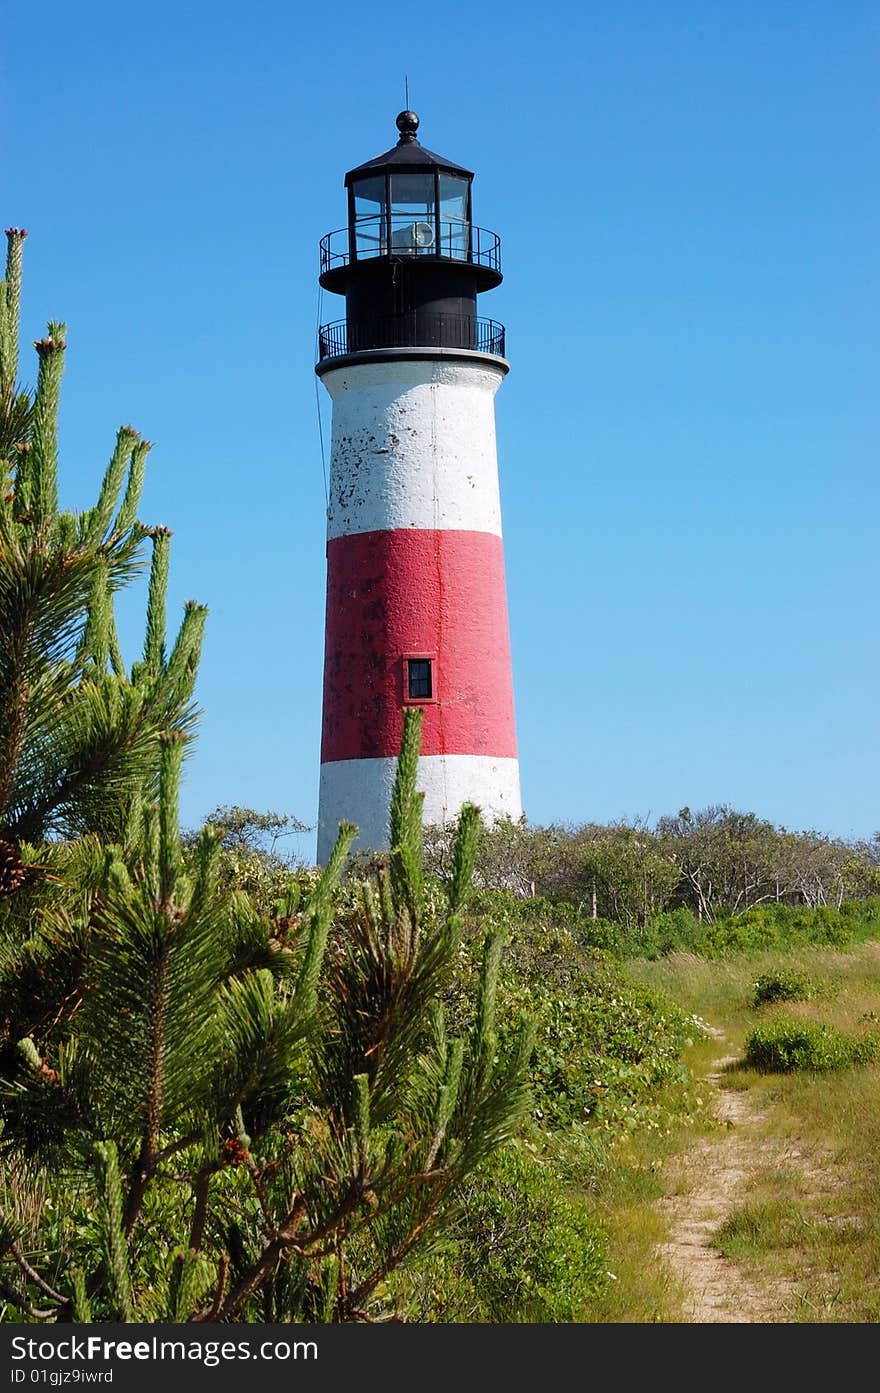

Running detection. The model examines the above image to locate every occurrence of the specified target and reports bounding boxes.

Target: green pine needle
[389,707,424,926]
[449,802,481,912]
[158,732,184,906]
[30,326,66,528]
[86,425,139,543]
[115,438,151,534]
[164,600,208,703]
[144,528,171,672]
[1,229,26,389]
[93,1140,134,1320]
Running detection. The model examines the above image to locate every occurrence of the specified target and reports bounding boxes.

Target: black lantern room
[317,112,505,366]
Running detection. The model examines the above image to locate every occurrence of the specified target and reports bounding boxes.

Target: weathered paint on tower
[316,112,521,863]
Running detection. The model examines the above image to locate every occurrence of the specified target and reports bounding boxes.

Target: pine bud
[221,1137,251,1167]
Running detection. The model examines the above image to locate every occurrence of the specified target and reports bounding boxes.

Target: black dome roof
[344,111,472,187]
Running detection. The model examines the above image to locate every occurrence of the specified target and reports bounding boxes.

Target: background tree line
[426,809,880,929]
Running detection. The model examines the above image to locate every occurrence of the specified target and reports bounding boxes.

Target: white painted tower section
[324,355,506,540]
[318,755,522,864]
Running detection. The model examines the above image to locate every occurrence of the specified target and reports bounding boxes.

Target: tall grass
[629,938,880,1322]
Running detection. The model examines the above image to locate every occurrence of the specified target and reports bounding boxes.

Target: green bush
[521,977,698,1130]
[621,897,880,961]
[752,969,816,1007]
[453,889,703,1134]
[691,899,880,958]
[462,889,880,965]
[744,1017,880,1073]
[450,1147,607,1321]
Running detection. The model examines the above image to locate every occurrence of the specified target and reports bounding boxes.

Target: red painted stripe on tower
[321,528,517,763]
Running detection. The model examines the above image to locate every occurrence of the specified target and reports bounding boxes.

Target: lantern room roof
[344,111,473,186]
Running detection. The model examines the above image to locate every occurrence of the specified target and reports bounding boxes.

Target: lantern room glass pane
[390,172,435,215]
[439,174,469,259]
[353,175,386,257]
[390,172,436,254]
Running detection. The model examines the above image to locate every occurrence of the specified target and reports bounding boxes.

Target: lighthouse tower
[316,111,521,863]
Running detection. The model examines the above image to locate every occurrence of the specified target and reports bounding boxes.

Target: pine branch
[388,708,424,929]
[93,1141,134,1320]
[341,1190,452,1319]
[187,1167,214,1254]
[191,1253,228,1323]
[475,932,502,1064]
[107,604,126,678]
[202,1185,366,1322]
[0,543,109,824]
[295,820,356,1012]
[116,737,187,1234]
[425,1037,464,1170]
[157,732,183,909]
[30,327,66,528]
[352,1072,370,1173]
[143,528,171,672]
[0,228,27,390]
[187,824,222,920]
[10,1244,68,1306]
[0,1274,56,1321]
[114,438,151,534]
[69,1268,92,1321]
[8,679,163,843]
[159,599,207,706]
[169,1249,199,1322]
[0,389,33,471]
[84,425,140,544]
[448,802,480,912]
[0,659,29,819]
[81,561,113,672]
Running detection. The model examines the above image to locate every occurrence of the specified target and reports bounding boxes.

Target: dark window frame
[402,653,438,705]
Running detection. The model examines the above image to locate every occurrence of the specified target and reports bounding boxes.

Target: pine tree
[0,227,206,1054]
[0,231,532,1323]
[1,707,530,1322]
[0,230,204,849]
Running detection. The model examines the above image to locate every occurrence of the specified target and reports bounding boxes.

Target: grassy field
[585,941,880,1322]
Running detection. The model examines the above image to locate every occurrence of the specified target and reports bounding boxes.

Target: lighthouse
[316,110,521,863]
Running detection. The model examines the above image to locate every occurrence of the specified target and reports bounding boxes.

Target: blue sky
[5,1,878,852]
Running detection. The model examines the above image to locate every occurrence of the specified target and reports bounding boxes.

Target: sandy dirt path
[655,1030,801,1322]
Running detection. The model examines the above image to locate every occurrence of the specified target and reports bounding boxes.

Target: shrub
[449,1147,607,1321]
[0,704,534,1323]
[451,889,702,1133]
[691,899,880,958]
[460,889,880,964]
[646,907,703,956]
[744,1018,880,1073]
[520,978,698,1129]
[752,969,816,1007]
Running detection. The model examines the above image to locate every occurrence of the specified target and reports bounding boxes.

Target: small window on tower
[407,658,433,701]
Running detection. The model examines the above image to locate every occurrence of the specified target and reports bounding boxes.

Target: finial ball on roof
[396,110,420,141]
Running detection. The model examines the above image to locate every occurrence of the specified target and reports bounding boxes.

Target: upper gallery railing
[320,217,502,277]
[317,314,506,362]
